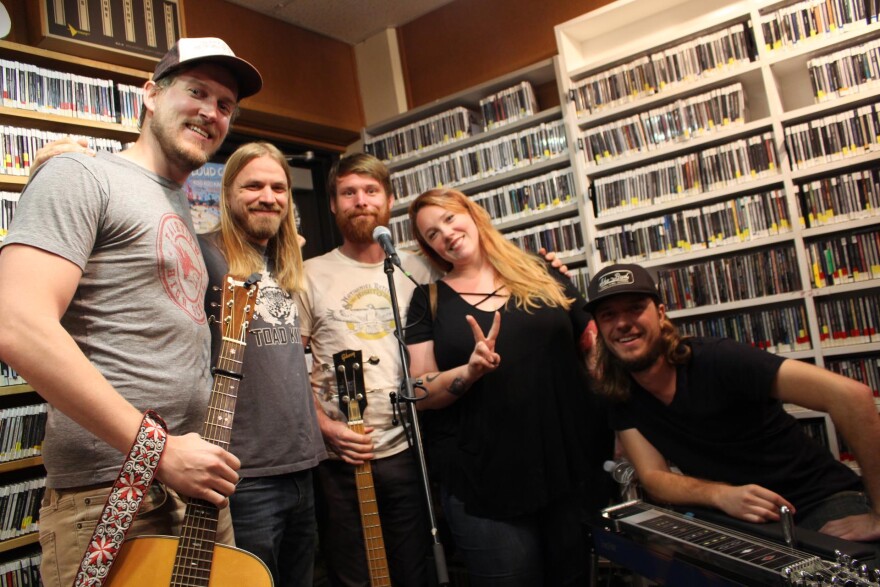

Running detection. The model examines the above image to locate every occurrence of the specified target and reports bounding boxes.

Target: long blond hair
[213,142,304,294]
[409,188,573,312]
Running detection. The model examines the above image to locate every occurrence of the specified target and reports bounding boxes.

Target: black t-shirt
[610,337,862,517]
[406,270,612,519]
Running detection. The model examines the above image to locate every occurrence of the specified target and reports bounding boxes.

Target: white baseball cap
[152,37,262,99]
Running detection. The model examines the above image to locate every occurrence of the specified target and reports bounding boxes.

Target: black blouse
[405,273,610,519]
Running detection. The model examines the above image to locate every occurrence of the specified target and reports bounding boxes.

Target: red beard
[336,207,391,244]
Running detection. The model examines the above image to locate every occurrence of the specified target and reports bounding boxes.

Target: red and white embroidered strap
[72,410,168,587]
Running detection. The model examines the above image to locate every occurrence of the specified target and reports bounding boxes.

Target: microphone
[372,225,401,267]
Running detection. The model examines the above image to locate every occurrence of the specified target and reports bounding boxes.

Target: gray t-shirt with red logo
[2,151,212,488]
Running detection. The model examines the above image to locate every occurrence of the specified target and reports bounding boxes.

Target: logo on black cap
[598,270,634,292]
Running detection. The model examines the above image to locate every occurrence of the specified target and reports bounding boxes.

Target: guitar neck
[168,274,257,586]
[168,338,244,585]
[203,371,242,449]
[348,420,391,587]
[334,349,391,587]
[170,498,220,587]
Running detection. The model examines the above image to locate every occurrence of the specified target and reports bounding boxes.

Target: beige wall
[355,29,408,127]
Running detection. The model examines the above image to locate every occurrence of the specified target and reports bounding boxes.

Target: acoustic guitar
[333,349,391,587]
[104,273,273,586]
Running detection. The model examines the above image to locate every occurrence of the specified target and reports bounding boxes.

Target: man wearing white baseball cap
[0,37,261,586]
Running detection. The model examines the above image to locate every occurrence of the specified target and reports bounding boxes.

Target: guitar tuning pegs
[211,285,221,292]
[210,302,219,307]
[207,315,216,324]
[354,362,361,371]
[368,356,380,365]
[336,365,345,373]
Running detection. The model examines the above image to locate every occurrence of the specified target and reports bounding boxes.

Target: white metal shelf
[592,174,785,227]
[385,107,563,172]
[582,118,774,178]
[391,153,572,214]
[632,232,796,268]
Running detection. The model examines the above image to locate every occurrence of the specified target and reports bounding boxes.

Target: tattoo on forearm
[426,373,441,383]
[448,377,467,396]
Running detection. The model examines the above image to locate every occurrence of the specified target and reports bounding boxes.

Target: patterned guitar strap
[72,410,169,587]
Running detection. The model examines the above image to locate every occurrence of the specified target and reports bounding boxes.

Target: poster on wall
[184,162,223,234]
[27,0,183,69]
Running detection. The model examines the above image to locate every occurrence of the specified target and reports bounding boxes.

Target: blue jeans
[798,490,880,569]
[441,490,588,587]
[798,490,873,531]
[229,469,317,587]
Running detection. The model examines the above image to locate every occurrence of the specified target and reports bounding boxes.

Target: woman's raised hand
[466,311,501,378]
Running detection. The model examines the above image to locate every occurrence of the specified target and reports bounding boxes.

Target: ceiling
[224,0,457,45]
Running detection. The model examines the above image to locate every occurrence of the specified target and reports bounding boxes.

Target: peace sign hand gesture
[466,311,501,380]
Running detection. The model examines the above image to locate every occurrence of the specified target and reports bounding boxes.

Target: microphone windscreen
[372,225,392,242]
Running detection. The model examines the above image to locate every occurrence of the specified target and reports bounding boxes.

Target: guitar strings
[343,363,391,585]
[171,284,252,585]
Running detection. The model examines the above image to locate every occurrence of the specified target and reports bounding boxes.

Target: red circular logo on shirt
[157,214,207,324]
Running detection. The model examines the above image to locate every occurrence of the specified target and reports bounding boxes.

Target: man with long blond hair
[199,141,326,586]
[587,263,880,558]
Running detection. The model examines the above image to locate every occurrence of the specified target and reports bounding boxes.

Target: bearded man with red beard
[296,153,438,586]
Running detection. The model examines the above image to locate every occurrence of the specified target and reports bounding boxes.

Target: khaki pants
[39,482,234,587]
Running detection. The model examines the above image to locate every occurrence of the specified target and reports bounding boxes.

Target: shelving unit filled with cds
[555,0,880,466]
[0,38,146,579]
[362,57,591,291]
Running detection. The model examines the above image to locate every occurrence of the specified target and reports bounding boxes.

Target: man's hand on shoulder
[538,247,570,277]
[31,137,95,174]
[820,512,880,542]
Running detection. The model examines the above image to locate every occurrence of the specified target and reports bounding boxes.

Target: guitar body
[104,536,273,586]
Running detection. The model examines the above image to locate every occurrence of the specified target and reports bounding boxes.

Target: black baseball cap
[585,263,661,314]
[152,37,263,99]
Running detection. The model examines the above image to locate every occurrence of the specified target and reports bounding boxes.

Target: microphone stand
[382,256,449,587]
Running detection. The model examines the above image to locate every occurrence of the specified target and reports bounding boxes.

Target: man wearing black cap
[586,263,880,549]
[0,37,261,586]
